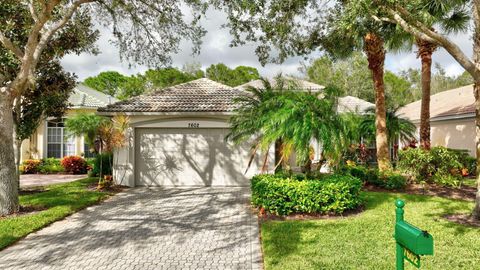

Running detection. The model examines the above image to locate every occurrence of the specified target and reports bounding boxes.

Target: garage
[97,78,273,187]
[135,127,257,186]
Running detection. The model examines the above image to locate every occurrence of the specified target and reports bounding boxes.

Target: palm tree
[359,107,416,152]
[227,77,343,173]
[385,3,469,149]
[363,32,391,171]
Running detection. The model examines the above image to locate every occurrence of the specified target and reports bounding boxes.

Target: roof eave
[96,111,236,116]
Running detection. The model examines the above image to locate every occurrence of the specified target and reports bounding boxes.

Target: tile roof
[69,84,117,108]
[397,84,475,121]
[98,78,244,113]
[235,78,324,92]
[337,96,374,114]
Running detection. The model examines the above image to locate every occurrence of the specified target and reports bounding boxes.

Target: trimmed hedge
[91,153,113,177]
[251,174,363,216]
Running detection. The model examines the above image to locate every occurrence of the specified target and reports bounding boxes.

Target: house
[99,78,374,187]
[20,83,117,161]
[397,84,476,156]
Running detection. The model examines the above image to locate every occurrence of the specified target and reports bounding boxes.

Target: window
[46,119,76,158]
[83,143,96,158]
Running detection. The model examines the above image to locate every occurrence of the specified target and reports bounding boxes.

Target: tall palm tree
[385,2,469,149]
[364,32,391,171]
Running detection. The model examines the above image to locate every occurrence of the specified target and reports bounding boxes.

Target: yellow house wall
[430,118,476,157]
[20,108,97,161]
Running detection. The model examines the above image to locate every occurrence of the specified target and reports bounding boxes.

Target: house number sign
[188,122,200,128]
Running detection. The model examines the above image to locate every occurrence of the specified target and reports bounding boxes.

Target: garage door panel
[135,128,261,186]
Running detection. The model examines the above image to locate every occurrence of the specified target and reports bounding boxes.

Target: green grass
[261,192,480,270]
[0,178,110,250]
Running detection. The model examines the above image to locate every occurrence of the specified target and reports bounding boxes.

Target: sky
[60,8,474,81]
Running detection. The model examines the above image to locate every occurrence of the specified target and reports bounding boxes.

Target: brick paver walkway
[0,187,262,270]
[20,174,87,187]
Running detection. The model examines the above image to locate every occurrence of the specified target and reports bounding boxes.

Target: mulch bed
[86,182,128,193]
[255,206,365,221]
[0,205,47,219]
[444,213,480,227]
[364,183,476,201]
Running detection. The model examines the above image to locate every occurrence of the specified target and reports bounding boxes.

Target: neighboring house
[20,83,117,161]
[99,78,373,187]
[397,84,475,156]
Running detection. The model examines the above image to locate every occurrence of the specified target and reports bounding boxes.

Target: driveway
[0,187,262,270]
[20,174,88,187]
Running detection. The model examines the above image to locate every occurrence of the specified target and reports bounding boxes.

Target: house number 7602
[188,123,200,128]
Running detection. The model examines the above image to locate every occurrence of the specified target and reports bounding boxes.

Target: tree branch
[29,0,39,22]
[32,0,94,65]
[384,6,480,81]
[0,31,24,60]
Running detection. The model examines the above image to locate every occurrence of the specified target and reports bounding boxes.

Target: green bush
[342,165,406,190]
[38,158,64,174]
[432,173,461,188]
[91,153,113,177]
[251,174,363,216]
[378,171,407,190]
[398,146,471,186]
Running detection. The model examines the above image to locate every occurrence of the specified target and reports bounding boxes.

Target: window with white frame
[46,119,76,158]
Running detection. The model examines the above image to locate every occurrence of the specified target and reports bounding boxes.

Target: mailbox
[395,221,434,256]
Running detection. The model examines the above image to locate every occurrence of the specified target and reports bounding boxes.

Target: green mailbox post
[394,199,434,269]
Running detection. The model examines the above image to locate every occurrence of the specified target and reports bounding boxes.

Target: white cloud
[61,8,474,81]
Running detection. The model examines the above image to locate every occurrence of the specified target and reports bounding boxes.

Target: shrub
[398,146,469,186]
[91,153,113,177]
[22,159,41,174]
[342,165,406,190]
[61,156,87,174]
[432,173,461,188]
[378,171,407,190]
[397,148,434,181]
[251,174,363,216]
[38,158,64,174]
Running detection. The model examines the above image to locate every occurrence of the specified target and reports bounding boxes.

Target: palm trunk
[417,38,437,150]
[0,91,19,215]
[472,3,480,220]
[274,138,283,172]
[364,33,391,171]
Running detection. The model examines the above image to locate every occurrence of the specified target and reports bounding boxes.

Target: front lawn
[0,177,111,250]
[261,192,479,269]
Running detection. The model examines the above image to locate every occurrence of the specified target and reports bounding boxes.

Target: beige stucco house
[98,78,373,187]
[20,84,117,161]
[397,84,476,156]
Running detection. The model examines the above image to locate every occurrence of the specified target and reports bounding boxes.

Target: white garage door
[135,128,262,186]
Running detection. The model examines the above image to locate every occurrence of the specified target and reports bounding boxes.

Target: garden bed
[363,182,476,201]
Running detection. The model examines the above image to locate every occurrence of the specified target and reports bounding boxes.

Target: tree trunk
[274,138,283,172]
[417,38,437,150]
[472,3,480,219]
[364,33,391,171]
[473,83,480,220]
[0,91,19,215]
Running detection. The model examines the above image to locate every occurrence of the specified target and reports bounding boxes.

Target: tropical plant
[65,113,109,155]
[359,107,416,146]
[228,77,344,173]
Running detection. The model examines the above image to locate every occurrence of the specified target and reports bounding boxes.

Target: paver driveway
[0,187,262,270]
